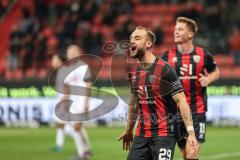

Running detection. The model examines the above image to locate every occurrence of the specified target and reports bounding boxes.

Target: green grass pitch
[0,126,240,160]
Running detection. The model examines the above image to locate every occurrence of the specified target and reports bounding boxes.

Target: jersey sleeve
[204,49,217,73]
[162,64,184,96]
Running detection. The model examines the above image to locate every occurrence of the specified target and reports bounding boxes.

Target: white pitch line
[175,152,240,160]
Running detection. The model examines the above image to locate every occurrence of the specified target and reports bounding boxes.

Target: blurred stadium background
[0,0,240,160]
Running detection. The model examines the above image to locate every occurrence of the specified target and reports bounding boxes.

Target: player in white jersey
[65,45,92,160]
[51,54,67,153]
[52,45,92,160]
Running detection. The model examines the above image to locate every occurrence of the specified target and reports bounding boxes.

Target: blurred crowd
[0,0,13,18]
[4,0,240,77]
[7,0,134,73]
[140,0,240,64]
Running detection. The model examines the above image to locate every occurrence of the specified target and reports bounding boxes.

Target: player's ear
[188,31,194,39]
[146,41,153,48]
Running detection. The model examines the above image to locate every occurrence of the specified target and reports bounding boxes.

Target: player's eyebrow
[131,35,141,40]
[130,35,141,40]
[135,35,141,39]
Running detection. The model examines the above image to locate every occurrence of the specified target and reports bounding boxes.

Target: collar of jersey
[138,56,158,71]
[176,46,195,55]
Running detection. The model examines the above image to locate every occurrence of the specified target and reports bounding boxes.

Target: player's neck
[138,51,156,69]
[177,41,194,54]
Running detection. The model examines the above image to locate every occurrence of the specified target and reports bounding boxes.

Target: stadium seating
[0,0,239,80]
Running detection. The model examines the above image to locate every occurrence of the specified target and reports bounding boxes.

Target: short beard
[131,48,145,59]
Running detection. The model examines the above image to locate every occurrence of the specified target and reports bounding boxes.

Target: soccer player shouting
[118,26,198,160]
[162,17,220,159]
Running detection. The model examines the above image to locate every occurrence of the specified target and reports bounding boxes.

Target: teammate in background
[118,26,198,160]
[162,17,220,159]
[51,45,93,160]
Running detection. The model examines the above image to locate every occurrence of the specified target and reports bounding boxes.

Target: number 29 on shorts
[159,148,172,160]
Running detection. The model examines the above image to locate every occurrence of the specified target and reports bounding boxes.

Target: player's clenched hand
[118,131,133,151]
[186,132,199,159]
[199,73,209,87]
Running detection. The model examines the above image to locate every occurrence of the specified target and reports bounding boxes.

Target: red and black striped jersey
[128,56,184,137]
[162,46,217,115]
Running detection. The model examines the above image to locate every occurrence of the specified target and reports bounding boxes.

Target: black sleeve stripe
[171,89,184,96]
[203,49,217,73]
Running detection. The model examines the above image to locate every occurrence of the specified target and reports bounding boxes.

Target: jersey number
[138,86,149,98]
[159,148,172,160]
[180,64,193,76]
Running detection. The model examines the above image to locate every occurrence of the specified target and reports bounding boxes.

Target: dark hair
[59,55,67,62]
[56,54,67,62]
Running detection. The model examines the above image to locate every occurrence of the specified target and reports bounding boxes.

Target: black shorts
[128,136,176,160]
[176,113,206,149]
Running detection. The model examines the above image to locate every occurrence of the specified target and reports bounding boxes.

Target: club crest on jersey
[193,55,200,63]
[172,57,178,62]
[149,75,156,84]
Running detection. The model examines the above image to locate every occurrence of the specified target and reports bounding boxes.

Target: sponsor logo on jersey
[172,80,183,90]
[179,76,197,80]
[139,100,156,104]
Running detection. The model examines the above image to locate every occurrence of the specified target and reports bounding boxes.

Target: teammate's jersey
[128,56,183,138]
[56,59,92,113]
[162,46,217,115]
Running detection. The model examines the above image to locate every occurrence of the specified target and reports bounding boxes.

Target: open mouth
[131,45,137,52]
